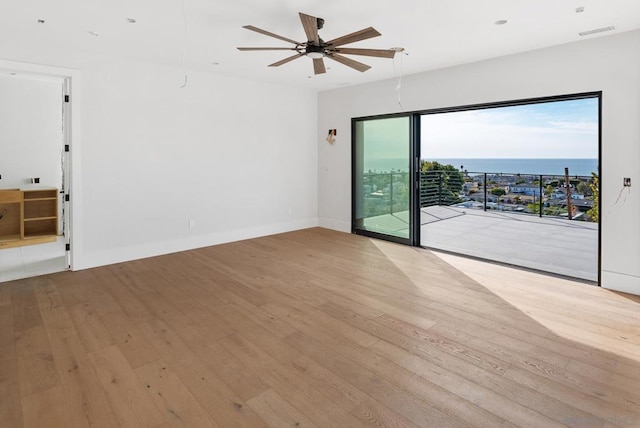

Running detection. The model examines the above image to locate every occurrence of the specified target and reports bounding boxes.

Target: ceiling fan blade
[326,53,371,72]
[242,25,300,45]
[268,53,305,67]
[313,58,326,75]
[334,48,396,58]
[237,47,297,51]
[326,27,381,47]
[299,12,320,44]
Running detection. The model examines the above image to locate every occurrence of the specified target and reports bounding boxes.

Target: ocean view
[365,158,598,177]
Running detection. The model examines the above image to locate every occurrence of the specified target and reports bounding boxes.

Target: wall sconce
[327,129,337,145]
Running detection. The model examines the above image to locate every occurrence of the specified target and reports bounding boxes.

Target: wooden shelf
[24,216,57,222]
[23,231,58,239]
[24,218,57,236]
[0,188,58,249]
[23,190,57,200]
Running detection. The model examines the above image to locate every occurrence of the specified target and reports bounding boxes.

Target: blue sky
[421,97,599,159]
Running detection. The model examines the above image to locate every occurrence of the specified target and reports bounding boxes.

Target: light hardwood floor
[1,227,639,427]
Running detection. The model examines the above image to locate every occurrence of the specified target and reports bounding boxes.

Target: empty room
[1,1,639,427]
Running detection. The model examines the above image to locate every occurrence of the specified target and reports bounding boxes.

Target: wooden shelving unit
[0,188,58,249]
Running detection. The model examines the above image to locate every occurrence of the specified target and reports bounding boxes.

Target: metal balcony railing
[422,170,597,222]
[361,170,598,222]
[361,172,410,217]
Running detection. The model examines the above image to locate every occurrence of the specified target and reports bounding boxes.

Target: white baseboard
[601,270,640,296]
[318,217,350,233]
[78,217,319,270]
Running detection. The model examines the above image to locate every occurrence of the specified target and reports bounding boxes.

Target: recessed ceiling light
[494,19,508,25]
[126,18,136,23]
[211,62,221,66]
[88,31,99,36]
[576,6,585,13]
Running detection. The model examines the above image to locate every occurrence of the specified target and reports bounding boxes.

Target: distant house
[507,184,541,197]
[487,174,512,183]
[463,182,479,193]
[552,188,586,200]
[548,198,593,212]
[503,193,535,204]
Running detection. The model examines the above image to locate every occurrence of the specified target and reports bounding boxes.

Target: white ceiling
[1,0,639,91]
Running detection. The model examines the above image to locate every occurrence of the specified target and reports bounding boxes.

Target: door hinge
[65,243,71,251]
[65,194,70,202]
[64,95,70,103]
[64,145,70,152]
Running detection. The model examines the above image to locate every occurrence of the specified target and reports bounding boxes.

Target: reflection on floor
[0,236,67,283]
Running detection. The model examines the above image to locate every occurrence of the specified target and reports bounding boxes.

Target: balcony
[360,171,598,282]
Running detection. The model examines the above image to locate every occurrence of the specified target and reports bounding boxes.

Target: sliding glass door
[352,116,414,244]
[351,93,600,283]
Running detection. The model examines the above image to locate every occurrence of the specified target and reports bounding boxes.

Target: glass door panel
[353,116,412,242]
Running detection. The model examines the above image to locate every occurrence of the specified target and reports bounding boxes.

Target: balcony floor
[363,206,598,282]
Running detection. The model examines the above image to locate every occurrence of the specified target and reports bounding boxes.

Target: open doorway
[419,94,600,282]
[0,70,70,282]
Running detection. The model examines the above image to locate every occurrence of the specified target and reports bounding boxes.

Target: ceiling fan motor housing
[306,43,324,53]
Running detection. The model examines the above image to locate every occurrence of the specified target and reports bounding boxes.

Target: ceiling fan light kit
[305,44,325,59]
[237,12,397,75]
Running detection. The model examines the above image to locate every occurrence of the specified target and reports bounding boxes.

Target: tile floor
[0,236,67,283]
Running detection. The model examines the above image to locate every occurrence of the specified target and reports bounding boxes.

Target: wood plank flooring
[1,227,640,427]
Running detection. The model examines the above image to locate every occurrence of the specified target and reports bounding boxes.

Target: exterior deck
[363,206,598,281]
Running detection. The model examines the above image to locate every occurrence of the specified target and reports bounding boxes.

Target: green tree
[527,202,541,213]
[545,185,554,196]
[420,161,464,206]
[587,173,599,222]
[544,206,563,216]
[577,181,590,195]
[491,187,506,196]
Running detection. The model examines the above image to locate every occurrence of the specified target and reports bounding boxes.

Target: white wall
[77,60,318,268]
[0,75,63,190]
[318,30,640,295]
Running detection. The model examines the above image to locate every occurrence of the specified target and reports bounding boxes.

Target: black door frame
[351,113,417,246]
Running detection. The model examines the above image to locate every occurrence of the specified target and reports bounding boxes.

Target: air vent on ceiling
[578,26,615,37]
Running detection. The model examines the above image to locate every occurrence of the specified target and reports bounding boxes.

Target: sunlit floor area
[1,228,638,427]
[363,206,598,281]
[0,236,67,283]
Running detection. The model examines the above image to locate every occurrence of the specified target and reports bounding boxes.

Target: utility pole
[565,167,573,220]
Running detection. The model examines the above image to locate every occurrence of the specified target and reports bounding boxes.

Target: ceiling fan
[237,12,396,75]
